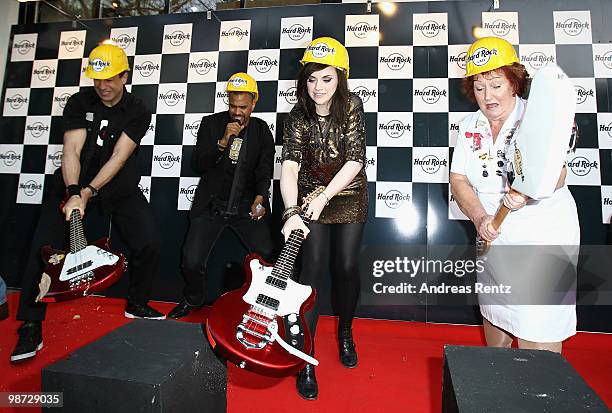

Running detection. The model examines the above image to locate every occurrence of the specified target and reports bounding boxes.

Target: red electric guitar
[38,208,127,303]
[205,189,324,377]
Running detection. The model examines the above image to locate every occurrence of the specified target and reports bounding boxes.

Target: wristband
[86,184,99,197]
[320,192,330,206]
[67,184,81,197]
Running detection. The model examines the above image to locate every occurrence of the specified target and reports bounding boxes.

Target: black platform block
[42,319,226,412]
[442,345,608,413]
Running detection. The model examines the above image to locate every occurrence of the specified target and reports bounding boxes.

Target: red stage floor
[1,291,611,412]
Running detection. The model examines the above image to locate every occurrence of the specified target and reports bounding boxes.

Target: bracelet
[66,184,81,197]
[282,209,301,223]
[217,140,227,150]
[320,192,330,206]
[86,184,99,197]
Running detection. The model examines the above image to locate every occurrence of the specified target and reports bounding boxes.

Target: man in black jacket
[168,73,276,318]
[11,43,163,363]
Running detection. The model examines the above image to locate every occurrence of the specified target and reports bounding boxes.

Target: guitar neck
[272,229,305,281]
[69,209,88,253]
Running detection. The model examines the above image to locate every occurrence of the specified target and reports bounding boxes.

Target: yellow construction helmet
[85,43,130,80]
[465,36,519,78]
[226,72,258,102]
[300,37,350,78]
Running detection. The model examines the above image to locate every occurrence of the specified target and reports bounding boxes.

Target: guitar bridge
[236,308,275,350]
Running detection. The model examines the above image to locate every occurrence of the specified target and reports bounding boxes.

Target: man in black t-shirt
[167,73,276,319]
[11,44,164,363]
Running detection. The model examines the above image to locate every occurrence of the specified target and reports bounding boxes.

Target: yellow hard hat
[300,37,350,78]
[226,72,258,102]
[465,36,519,78]
[86,43,130,80]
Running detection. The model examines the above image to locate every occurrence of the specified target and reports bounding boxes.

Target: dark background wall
[1,0,611,331]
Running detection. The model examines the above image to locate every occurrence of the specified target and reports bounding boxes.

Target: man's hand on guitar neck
[62,187,93,221]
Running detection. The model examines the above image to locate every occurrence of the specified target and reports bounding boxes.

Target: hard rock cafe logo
[346,22,378,40]
[483,19,516,37]
[450,51,467,70]
[180,184,198,202]
[599,122,612,138]
[1,151,21,167]
[112,33,136,49]
[20,180,42,196]
[159,90,185,107]
[230,77,248,88]
[352,86,376,104]
[154,152,180,169]
[467,47,497,67]
[33,66,56,82]
[282,24,311,42]
[14,39,35,55]
[415,86,447,105]
[364,157,375,171]
[185,119,201,138]
[414,155,447,174]
[190,58,216,76]
[135,61,160,78]
[165,30,191,47]
[380,53,411,71]
[7,94,28,110]
[55,93,72,109]
[279,87,298,105]
[61,37,83,53]
[415,21,446,38]
[379,120,411,138]
[138,183,150,195]
[595,51,612,71]
[250,56,278,74]
[521,52,555,71]
[377,189,410,209]
[220,27,249,42]
[48,150,63,168]
[604,197,612,206]
[307,42,335,59]
[27,121,49,138]
[574,85,594,105]
[89,58,110,73]
[567,156,597,177]
[557,18,590,37]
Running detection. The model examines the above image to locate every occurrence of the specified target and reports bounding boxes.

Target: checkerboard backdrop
[2,0,611,328]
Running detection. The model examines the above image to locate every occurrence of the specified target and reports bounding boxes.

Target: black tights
[298,222,364,339]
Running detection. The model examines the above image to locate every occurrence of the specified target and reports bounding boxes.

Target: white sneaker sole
[124,311,166,320]
[10,341,43,362]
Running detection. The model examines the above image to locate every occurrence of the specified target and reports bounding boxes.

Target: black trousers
[298,222,365,340]
[181,205,276,306]
[17,188,161,321]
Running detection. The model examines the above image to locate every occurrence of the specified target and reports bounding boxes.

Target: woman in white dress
[449,36,580,353]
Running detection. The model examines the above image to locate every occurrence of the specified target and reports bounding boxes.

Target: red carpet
[1,291,611,412]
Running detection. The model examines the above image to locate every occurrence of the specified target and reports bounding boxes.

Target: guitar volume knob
[290,325,300,335]
[287,313,298,323]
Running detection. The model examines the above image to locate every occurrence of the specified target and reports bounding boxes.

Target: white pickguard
[242,259,312,316]
[59,245,119,281]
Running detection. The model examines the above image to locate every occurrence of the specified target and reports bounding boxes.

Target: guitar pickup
[256,294,279,311]
[265,276,287,290]
[66,260,93,275]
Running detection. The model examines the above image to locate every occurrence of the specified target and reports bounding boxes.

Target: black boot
[338,326,357,368]
[296,364,318,400]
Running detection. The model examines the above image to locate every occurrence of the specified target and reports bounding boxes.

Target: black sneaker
[124,302,166,320]
[10,321,43,363]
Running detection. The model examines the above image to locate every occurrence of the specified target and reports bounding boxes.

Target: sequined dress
[282,93,368,224]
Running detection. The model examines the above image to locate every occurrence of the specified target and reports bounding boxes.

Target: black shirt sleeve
[123,102,152,145]
[254,120,275,198]
[192,114,224,176]
[62,93,88,133]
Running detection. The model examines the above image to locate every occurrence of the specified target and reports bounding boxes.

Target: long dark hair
[296,62,350,127]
